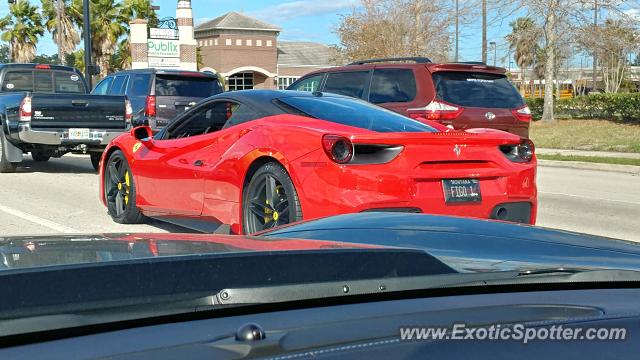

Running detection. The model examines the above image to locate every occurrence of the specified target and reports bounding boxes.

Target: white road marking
[539,191,640,206]
[0,203,78,233]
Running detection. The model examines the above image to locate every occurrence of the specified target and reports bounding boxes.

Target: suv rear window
[369,68,416,103]
[155,75,222,97]
[432,71,524,108]
[278,95,436,133]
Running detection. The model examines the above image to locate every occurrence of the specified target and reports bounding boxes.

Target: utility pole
[82,0,92,88]
[481,0,487,63]
[56,0,63,64]
[592,0,597,92]
[455,0,459,62]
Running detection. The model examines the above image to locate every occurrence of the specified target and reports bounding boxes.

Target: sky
[3,0,636,68]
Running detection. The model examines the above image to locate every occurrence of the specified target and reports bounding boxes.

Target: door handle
[71,100,88,106]
[193,160,204,167]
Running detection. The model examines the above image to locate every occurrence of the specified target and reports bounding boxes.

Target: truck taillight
[125,99,133,124]
[407,100,463,124]
[512,105,532,122]
[145,95,156,117]
[19,96,32,122]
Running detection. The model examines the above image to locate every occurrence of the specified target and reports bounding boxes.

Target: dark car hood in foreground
[0,233,376,271]
[262,213,640,272]
[2,213,640,272]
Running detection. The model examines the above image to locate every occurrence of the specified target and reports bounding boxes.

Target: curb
[538,159,640,175]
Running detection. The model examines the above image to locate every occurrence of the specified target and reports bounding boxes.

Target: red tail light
[125,99,133,124]
[407,100,463,124]
[512,105,532,122]
[19,96,32,122]
[322,134,353,164]
[145,95,156,117]
[34,64,51,69]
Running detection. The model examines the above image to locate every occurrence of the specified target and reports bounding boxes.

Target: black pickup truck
[0,64,131,172]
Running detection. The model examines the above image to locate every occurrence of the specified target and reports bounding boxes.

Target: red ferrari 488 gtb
[99,90,537,234]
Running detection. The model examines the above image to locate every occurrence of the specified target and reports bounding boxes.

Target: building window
[227,72,254,91]
[214,39,218,46]
[246,39,252,46]
[236,39,242,46]
[208,39,213,46]
[198,40,203,46]
[277,76,299,90]
[266,40,272,47]
[256,40,262,46]
[225,38,232,46]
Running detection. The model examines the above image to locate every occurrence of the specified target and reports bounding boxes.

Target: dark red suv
[287,57,531,138]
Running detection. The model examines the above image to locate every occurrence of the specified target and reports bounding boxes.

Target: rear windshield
[155,75,222,97]
[1,70,86,93]
[278,96,437,133]
[432,71,524,108]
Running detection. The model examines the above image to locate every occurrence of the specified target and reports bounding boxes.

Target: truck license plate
[69,128,90,140]
[442,179,482,203]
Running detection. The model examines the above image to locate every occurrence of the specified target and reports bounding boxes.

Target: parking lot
[0,154,638,242]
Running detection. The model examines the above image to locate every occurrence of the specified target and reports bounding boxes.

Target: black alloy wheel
[243,162,302,234]
[104,150,144,224]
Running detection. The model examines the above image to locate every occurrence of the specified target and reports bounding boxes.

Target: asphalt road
[0,155,638,242]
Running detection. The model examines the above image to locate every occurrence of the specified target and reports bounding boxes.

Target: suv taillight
[408,100,463,124]
[322,134,353,164]
[145,95,156,117]
[512,105,532,122]
[19,96,32,122]
[125,99,133,125]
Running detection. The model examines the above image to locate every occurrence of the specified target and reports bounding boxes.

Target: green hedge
[525,93,640,124]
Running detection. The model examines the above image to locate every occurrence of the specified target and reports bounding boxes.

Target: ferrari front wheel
[242,162,303,234]
[104,150,145,224]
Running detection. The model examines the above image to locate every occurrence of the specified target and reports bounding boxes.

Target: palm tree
[0,1,45,63]
[115,0,158,70]
[70,0,126,78]
[41,0,81,63]
[506,17,540,95]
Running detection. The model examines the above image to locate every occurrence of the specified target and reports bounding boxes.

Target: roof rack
[348,57,432,65]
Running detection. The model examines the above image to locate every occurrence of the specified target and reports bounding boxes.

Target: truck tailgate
[29,94,127,129]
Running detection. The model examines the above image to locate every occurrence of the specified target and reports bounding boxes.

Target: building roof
[195,12,281,32]
[277,41,335,67]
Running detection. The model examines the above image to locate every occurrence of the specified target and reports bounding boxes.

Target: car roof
[107,68,218,78]
[0,63,80,73]
[206,89,353,116]
[302,60,507,77]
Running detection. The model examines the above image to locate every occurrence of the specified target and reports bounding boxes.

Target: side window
[224,102,261,128]
[322,71,370,99]
[34,71,54,92]
[92,77,113,95]
[130,73,152,96]
[369,69,417,104]
[166,101,233,139]
[288,74,323,92]
[108,75,128,95]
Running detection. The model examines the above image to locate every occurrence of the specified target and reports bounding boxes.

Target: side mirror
[131,125,153,141]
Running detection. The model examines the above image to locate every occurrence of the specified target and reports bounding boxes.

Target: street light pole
[82,0,93,88]
[592,0,597,92]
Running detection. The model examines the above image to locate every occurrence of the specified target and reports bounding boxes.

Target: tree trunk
[520,66,526,95]
[541,1,558,123]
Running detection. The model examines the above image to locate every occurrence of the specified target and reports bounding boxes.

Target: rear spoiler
[429,63,507,74]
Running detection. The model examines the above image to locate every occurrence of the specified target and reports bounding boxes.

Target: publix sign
[148,39,180,58]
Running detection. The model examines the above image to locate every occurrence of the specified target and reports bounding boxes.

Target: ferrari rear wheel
[104,150,145,224]
[242,162,303,234]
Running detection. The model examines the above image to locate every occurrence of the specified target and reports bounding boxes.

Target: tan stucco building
[194,12,335,90]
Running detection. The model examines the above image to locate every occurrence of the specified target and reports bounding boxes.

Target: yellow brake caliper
[124,171,130,205]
